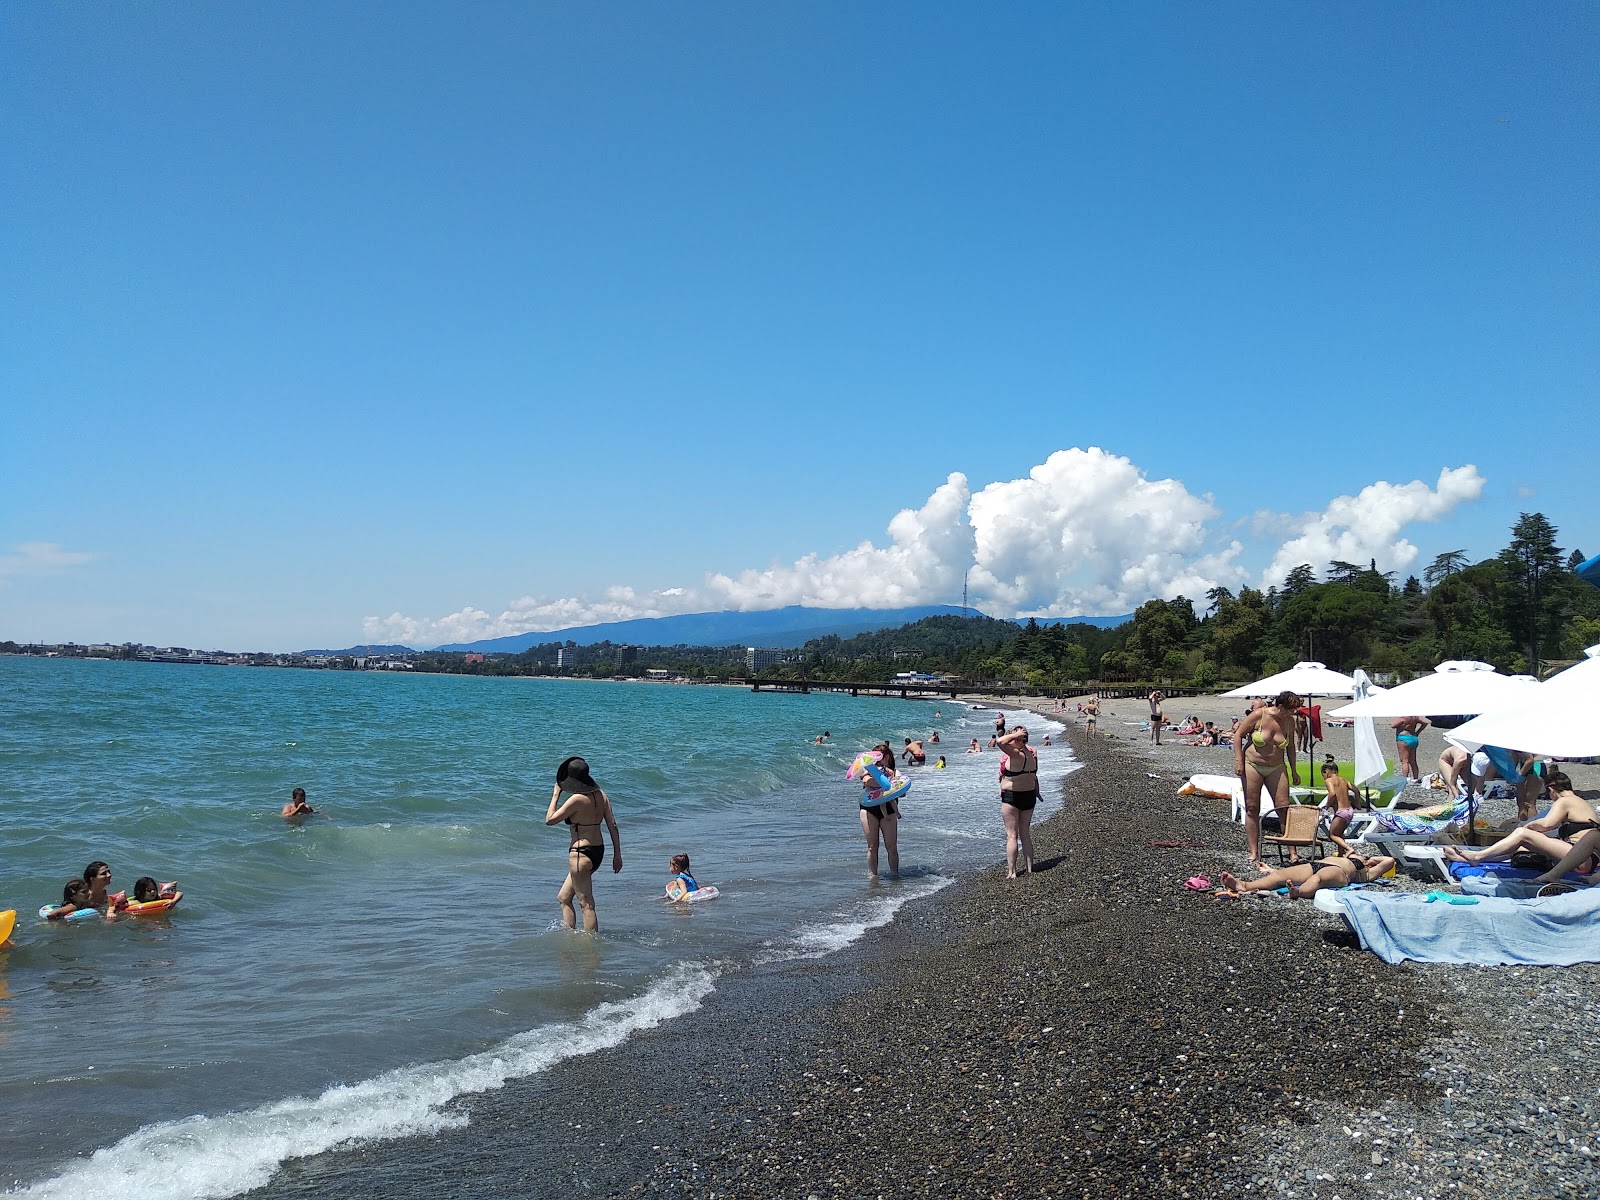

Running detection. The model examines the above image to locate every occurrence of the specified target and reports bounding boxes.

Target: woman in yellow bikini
[1234,690,1301,868]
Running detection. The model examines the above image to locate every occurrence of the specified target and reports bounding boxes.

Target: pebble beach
[244,696,1600,1200]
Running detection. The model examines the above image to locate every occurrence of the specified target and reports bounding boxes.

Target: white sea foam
[758,875,952,963]
[14,963,718,1200]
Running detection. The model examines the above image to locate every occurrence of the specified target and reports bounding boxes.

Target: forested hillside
[406,513,1596,687]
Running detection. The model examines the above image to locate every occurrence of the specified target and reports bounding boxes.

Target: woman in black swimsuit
[1444,771,1599,876]
[1219,853,1397,899]
[857,742,902,878]
[544,756,623,932]
[997,725,1039,879]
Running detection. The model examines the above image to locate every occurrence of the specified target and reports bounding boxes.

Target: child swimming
[665,853,699,901]
[282,787,316,821]
[131,877,178,903]
[46,879,98,920]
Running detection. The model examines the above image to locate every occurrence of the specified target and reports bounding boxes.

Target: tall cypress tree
[1498,513,1567,675]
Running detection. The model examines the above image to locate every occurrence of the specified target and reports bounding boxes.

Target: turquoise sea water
[0,656,1074,1197]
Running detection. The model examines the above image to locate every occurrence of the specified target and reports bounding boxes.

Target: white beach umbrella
[1350,669,1387,786]
[1221,661,1360,699]
[1328,660,1541,719]
[1447,646,1600,758]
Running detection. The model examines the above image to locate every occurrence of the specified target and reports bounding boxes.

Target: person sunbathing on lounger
[1536,828,1600,887]
[1219,854,1397,900]
[1443,771,1599,876]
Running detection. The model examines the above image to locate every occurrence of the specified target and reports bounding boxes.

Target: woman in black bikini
[1444,771,1599,876]
[857,742,902,878]
[544,756,623,932]
[997,725,1039,879]
[1219,854,1396,899]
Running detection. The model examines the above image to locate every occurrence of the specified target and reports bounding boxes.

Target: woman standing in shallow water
[997,725,1039,879]
[545,757,622,932]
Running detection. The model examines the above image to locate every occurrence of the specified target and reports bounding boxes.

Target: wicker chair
[1262,803,1324,865]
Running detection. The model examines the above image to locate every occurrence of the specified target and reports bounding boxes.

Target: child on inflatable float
[126,876,183,915]
[43,879,103,921]
[664,853,719,903]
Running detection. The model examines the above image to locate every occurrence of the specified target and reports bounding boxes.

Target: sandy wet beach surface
[252,704,1600,1200]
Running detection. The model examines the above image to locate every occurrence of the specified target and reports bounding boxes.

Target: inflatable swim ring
[847,751,912,803]
[39,905,100,923]
[666,882,720,903]
[124,892,182,916]
[0,908,15,945]
[871,775,912,804]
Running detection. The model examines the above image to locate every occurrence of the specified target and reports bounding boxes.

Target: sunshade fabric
[1447,646,1600,758]
[1221,661,1360,699]
[1330,661,1540,719]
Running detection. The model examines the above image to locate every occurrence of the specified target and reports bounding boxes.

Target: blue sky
[3,3,1595,650]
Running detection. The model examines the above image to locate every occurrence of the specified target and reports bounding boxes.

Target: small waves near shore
[1,658,1069,1196]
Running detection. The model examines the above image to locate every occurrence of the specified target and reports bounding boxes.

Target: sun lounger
[1313,886,1600,966]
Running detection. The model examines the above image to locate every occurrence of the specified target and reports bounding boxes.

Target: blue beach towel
[1448,861,1589,898]
[1325,887,1600,966]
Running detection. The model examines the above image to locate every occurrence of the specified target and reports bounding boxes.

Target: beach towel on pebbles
[1449,862,1590,899]
[1320,887,1600,966]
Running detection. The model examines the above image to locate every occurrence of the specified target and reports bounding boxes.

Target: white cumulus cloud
[0,541,93,582]
[968,448,1241,615]
[703,473,975,610]
[362,453,1490,647]
[1260,465,1486,588]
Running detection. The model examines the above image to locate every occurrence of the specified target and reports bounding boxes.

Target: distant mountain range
[426,605,1132,654]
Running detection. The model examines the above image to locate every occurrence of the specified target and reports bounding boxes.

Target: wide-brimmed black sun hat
[556,756,597,791]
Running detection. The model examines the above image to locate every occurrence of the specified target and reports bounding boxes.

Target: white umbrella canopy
[1447,646,1600,758]
[1329,660,1541,719]
[1221,661,1360,699]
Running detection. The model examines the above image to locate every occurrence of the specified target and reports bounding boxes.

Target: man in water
[282,787,316,823]
[903,737,927,765]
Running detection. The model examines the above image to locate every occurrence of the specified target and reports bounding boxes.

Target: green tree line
[1102,512,1597,687]
[365,512,1600,689]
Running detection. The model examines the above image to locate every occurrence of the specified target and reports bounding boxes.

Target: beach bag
[1510,848,1555,871]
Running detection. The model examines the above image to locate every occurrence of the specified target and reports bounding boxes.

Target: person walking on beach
[545,756,622,932]
[1391,715,1430,782]
[1085,694,1099,736]
[1235,691,1301,869]
[997,725,1039,879]
[1147,691,1165,744]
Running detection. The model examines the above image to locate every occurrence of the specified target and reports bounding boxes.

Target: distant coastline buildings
[744,646,783,672]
